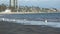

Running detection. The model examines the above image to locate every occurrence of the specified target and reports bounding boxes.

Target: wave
[0,18,60,28]
[0,15,4,16]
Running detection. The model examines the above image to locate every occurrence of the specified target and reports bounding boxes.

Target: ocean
[0,13,60,28]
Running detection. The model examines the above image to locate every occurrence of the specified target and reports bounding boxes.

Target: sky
[0,0,60,9]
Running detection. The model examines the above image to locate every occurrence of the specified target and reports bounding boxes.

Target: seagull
[45,20,47,23]
[2,18,5,21]
[44,19,48,25]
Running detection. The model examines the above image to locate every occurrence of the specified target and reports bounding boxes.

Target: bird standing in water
[45,19,47,25]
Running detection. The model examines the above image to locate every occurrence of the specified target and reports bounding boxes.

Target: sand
[0,21,60,34]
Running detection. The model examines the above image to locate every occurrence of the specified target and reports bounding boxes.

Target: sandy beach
[0,21,60,34]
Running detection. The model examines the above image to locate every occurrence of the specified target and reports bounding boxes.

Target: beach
[0,21,60,34]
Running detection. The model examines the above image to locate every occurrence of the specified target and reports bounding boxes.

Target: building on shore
[10,0,17,9]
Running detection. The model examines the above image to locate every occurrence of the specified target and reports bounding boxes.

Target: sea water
[0,13,60,28]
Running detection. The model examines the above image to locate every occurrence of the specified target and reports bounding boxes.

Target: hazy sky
[0,0,60,9]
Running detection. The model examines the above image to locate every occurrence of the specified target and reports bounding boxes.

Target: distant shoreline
[0,12,59,14]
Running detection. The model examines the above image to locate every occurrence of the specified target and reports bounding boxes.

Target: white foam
[0,18,60,28]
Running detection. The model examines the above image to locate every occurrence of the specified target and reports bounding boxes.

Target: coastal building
[10,0,17,8]
[4,9,11,13]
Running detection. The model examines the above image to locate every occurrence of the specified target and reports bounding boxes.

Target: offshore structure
[10,0,17,9]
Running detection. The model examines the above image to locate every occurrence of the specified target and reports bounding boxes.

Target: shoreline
[0,12,59,14]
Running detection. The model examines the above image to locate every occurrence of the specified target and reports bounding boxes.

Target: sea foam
[0,18,60,28]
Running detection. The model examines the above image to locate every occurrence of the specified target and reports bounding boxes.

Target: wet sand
[0,21,60,34]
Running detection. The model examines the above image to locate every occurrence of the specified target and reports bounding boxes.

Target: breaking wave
[0,18,60,28]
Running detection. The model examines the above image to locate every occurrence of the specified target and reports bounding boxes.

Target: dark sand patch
[0,21,60,34]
